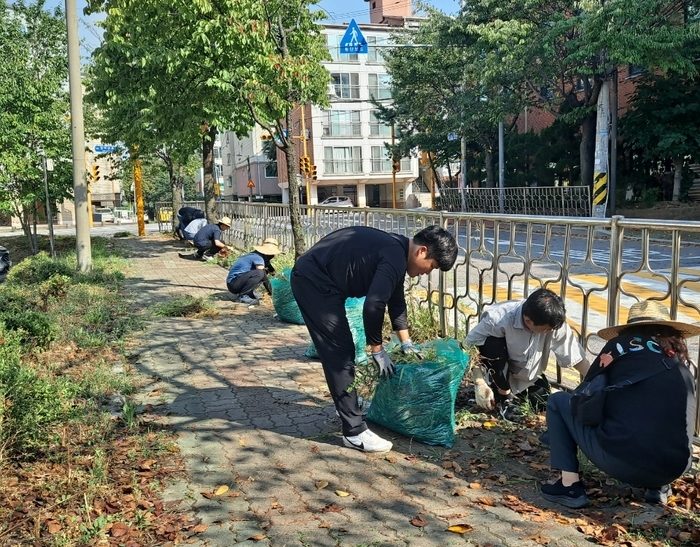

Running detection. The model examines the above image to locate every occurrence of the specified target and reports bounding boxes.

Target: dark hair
[522,288,566,329]
[619,324,690,365]
[413,225,458,271]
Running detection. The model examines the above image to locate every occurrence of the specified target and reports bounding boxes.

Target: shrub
[152,295,218,318]
[0,323,76,460]
[0,310,56,348]
[7,252,73,285]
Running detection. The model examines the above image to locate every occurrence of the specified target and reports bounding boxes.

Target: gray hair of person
[412,225,458,271]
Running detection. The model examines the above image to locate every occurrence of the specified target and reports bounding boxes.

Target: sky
[43,0,461,57]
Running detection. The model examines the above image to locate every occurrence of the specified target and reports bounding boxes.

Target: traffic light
[299,156,311,175]
[90,164,101,184]
[310,164,317,180]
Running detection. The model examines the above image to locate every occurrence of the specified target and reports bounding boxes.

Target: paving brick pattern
[125,236,605,546]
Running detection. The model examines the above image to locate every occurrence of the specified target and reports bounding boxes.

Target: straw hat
[254,237,281,256]
[217,216,232,227]
[597,300,700,340]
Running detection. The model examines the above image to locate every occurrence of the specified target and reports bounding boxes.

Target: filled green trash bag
[304,298,368,364]
[366,338,469,447]
[271,268,304,325]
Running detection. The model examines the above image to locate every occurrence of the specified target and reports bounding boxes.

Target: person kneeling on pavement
[174,206,205,240]
[291,225,458,453]
[226,238,281,305]
[183,217,208,242]
[181,216,231,261]
[540,300,699,509]
[465,288,589,421]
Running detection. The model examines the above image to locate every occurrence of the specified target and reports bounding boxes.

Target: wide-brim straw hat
[217,216,232,227]
[254,237,281,256]
[597,300,700,340]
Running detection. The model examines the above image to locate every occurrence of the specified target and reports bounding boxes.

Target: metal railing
[439,185,591,216]
[158,201,700,435]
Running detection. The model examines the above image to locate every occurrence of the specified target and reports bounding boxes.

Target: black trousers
[227,269,269,298]
[195,243,218,258]
[290,270,365,436]
[478,335,550,409]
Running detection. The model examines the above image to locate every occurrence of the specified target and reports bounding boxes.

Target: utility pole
[42,155,56,258]
[132,147,146,236]
[609,69,618,215]
[390,120,397,209]
[498,121,505,213]
[65,0,91,270]
[300,104,311,206]
[458,0,467,212]
[247,156,253,202]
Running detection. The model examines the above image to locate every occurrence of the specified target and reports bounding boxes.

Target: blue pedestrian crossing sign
[339,19,367,54]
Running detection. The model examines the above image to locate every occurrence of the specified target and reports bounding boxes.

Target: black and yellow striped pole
[592,80,610,218]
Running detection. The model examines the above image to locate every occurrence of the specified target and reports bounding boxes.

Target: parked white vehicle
[319,196,354,207]
[93,207,114,223]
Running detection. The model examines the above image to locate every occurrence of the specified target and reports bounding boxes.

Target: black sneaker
[498,398,524,422]
[644,484,670,505]
[541,479,589,508]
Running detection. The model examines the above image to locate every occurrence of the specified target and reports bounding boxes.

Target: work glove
[471,366,496,410]
[400,339,424,360]
[372,348,395,378]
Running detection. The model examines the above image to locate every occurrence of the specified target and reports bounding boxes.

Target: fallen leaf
[139,459,157,470]
[447,524,474,534]
[468,482,482,490]
[320,503,344,513]
[384,454,398,463]
[214,485,230,496]
[310,445,320,454]
[46,520,62,534]
[452,487,469,497]
[315,480,329,490]
[527,533,551,545]
[483,421,498,429]
[335,490,350,497]
[475,497,496,506]
[110,522,130,538]
[248,534,267,541]
[192,524,208,533]
[410,515,428,527]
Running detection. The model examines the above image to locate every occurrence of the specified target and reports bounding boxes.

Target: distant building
[220,127,280,202]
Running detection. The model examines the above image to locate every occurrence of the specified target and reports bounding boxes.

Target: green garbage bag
[271,268,304,325]
[366,338,469,447]
[305,298,368,364]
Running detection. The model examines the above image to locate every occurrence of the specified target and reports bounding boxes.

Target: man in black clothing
[175,206,205,240]
[291,225,458,453]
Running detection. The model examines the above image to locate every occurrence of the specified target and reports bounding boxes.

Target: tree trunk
[172,168,183,233]
[284,139,306,258]
[202,124,219,222]
[672,157,683,202]
[579,112,596,187]
[485,149,495,188]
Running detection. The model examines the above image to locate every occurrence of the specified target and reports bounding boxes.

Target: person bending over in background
[291,225,458,453]
[226,238,281,305]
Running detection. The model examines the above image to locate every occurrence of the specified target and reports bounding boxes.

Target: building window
[322,110,361,137]
[370,146,410,173]
[213,147,222,160]
[371,146,391,173]
[265,161,278,178]
[327,34,358,62]
[368,73,391,100]
[369,110,391,137]
[331,72,360,99]
[323,146,362,175]
[367,36,384,63]
[628,64,645,77]
[227,176,233,188]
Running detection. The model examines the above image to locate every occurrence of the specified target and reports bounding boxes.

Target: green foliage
[0,1,73,250]
[0,323,78,460]
[151,295,218,318]
[6,251,73,285]
[0,309,56,348]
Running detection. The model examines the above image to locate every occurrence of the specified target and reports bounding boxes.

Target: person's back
[193,223,220,248]
[184,218,207,241]
[227,253,263,285]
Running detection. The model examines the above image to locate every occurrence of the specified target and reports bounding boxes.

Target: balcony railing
[323,159,363,175]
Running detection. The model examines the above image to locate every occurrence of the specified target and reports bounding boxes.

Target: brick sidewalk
[124,236,633,546]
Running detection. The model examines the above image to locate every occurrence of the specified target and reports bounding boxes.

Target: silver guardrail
[157,201,700,435]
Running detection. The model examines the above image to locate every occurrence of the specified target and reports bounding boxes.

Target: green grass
[151,295,218,318]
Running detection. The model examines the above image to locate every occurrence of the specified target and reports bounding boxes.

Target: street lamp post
[41,154,56,258]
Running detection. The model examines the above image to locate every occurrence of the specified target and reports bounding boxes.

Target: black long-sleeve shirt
[293,226,409,345]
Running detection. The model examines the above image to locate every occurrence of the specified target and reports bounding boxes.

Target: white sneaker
[343,429,392,453]
[238,295,258,305]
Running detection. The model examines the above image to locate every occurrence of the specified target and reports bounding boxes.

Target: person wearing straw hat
[180,216,232,261]
[541,300,699,509]
[226,238,282,305]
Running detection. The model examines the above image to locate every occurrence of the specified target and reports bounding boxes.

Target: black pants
[195,243,218,258]
[478,336,551,409]
[290,270,365,436]
[227,270,269,298]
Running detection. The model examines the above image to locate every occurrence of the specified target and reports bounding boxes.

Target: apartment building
[220,127,280,202]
